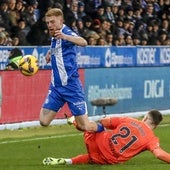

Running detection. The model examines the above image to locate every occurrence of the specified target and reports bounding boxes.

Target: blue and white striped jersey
[50,24,79,87]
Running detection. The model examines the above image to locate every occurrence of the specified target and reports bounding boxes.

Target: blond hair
[45,8,63,18]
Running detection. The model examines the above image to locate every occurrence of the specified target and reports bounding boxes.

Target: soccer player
[43,109,170,165]
[39,8,104,132]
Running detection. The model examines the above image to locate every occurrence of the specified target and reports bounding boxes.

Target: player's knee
[39,120,50,127]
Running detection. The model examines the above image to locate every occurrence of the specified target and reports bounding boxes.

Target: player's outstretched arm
[63,34,87,46]
[54,30,88,46]
[152,147,170,163]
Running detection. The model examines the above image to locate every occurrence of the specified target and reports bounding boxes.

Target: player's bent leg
[39,108,56,126]
[43,155,89,165]
[71,154,90,164]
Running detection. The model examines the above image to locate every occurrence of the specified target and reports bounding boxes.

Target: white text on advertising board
[105,48,133,67]
[160,48,170,64]
[137,48,156,64]
[144,80,164,98]
[88,84,132,101]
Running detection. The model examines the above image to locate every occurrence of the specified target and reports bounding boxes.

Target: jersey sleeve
[64,25,78,37]
[62,26,78,46]
[147,136,170,163]
[146,136,160,151]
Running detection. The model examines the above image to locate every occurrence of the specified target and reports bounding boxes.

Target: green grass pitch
[0,115,170,170]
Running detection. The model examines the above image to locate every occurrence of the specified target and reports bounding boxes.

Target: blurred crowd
[0,0,169,46]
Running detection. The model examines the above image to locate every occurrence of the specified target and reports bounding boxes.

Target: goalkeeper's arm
[152,147,170,163]
[99,117,121,129]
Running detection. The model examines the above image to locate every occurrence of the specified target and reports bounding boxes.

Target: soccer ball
[19,55,39,76]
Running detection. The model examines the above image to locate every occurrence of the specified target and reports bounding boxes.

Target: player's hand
[54,30,65,39]
[45,50,51,63]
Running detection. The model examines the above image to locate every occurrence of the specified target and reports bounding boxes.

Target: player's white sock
[65,159,72,164]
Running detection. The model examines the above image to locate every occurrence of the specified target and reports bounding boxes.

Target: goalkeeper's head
[143,109,163,129]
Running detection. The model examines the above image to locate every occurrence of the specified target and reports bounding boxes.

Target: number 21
[111,126,137,153]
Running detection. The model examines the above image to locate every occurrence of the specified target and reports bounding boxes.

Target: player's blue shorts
[42,77,87,116]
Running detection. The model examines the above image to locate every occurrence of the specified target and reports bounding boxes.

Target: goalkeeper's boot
[64,113,75,125]
[43,157,66,165]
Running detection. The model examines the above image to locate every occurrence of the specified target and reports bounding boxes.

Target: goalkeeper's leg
[43,154,90,165]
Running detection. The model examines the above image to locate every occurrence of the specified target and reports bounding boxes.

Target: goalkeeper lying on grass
[43,109,170,165]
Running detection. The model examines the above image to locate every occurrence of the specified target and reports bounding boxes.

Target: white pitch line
[0,133,82,145]
[0,123,169,145]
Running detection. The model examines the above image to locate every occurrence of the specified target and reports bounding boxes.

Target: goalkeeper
[5,48,23,70]
[43,109,170,165]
